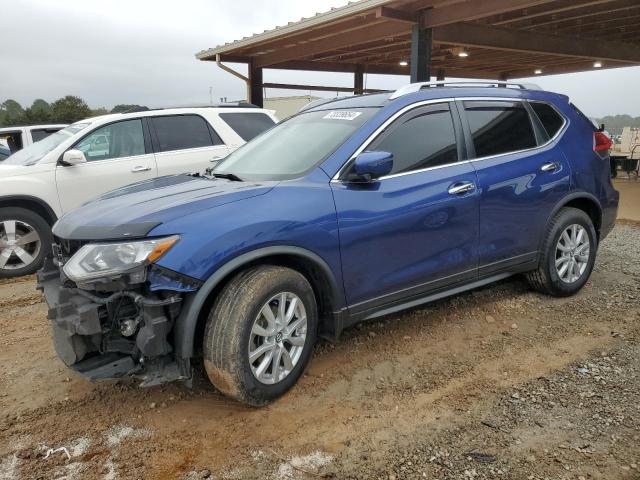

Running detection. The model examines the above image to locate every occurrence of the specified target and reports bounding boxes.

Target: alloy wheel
[248,292,308,384]
[555,224,590,284]
[0,220,42,271]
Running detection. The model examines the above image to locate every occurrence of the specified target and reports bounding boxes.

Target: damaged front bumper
[37,256,193,386]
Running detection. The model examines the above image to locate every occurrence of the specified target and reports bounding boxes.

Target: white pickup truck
[0,124,68,154]
[0,106,278,277]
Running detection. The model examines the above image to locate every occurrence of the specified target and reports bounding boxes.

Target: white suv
[0,106,278,277]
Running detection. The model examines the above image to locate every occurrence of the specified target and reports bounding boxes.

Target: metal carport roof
[196,0,640,105]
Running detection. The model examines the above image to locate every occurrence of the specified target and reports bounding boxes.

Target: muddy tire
[203,265,318,406]
[0,207,52,279]
[526,207,597,297]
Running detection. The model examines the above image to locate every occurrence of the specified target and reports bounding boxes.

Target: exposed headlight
[62,235,179,283]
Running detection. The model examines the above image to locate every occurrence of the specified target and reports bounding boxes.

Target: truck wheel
[526,207,597,297]
[203,265,318,406]
[0,207,52,278]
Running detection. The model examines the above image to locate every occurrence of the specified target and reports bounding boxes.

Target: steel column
[410,14,432,82]
[249,61,264,107]
[354,64,365,95]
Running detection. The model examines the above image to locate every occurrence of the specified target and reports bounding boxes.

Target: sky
[1,0,640,118]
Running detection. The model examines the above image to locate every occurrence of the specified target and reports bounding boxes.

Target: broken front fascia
[38,256,202,387]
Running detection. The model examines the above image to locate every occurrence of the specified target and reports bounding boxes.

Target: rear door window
[464,101,537,158]
[530,102,565,138]
[31,128,61,142]
[219,112,276,141]
[368,102,459,175]
[150,115,221,153]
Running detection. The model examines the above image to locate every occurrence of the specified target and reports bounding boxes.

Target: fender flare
[0,195,59,225]
[539,191,602,251]
[173,245,344,359]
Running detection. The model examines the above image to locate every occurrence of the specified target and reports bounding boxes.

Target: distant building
[264,95,321,120]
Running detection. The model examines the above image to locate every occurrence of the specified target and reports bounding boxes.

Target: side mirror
[348,151,394,182]
[61,149,87,166]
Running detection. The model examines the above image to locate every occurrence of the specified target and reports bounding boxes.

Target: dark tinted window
[219,112,276,141]
[31,128,62,142]
[150,115,219,152]
[369,103,458,175]
[464,101,537,158]
[530,102,564,138]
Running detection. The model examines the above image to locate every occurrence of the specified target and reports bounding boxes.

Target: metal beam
[423,0,556,27]
[254,21,412,68]
[411,13,432,82]
[432,22,640,63]
[249,62,263,107]
[375,6,416,24]
[491,0,616,25]
[354,64,365,94]
[262,82,385,94]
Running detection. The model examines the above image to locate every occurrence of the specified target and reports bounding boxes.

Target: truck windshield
[3,123,90,166]
[213,108,378,181]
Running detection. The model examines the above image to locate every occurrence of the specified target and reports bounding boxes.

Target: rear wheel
[0,207,52,278]
[203,265,318,406]
[526,207,597,297]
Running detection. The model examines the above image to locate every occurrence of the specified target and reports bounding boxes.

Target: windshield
[3,123,90,166]
[213,108,379,181]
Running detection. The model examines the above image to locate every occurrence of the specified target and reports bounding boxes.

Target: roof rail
[389,81,541,100]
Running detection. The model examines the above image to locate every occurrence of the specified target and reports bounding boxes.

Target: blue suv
[38,82,618,405]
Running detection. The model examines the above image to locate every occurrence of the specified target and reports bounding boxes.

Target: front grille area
[52,236,86,259]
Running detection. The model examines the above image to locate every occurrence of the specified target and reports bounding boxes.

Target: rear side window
[150,115,221,153]
[31,128,61,142]
[464,101,537,158]
[369,103,458,175]
[219,112,276,141]
[530,102,564,138]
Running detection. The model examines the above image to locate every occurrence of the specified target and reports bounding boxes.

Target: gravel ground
[0,224,638,480]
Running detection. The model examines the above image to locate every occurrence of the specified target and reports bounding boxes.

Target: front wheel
[0,207,52,278]
[203,265,318,406]
[526,207,597,297]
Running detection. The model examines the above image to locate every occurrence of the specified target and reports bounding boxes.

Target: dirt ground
[1,196,639,479]
[614,179,640,222]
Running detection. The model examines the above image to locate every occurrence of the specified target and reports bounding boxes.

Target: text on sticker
[323,111,362,121]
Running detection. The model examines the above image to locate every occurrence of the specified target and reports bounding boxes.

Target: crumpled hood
[53,175,277,240]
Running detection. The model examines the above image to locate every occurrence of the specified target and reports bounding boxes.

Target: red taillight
[594,131,612,152]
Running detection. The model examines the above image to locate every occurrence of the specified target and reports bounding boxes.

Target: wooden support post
[354,64,364,95]
[410,13,432,82]
[249,61,264,107]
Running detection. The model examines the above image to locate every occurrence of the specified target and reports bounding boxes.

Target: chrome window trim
[331,98,456,182]
[331,96,568,183]
[458,97,569,165]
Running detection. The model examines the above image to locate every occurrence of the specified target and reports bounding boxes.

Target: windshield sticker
[323,111,362,121]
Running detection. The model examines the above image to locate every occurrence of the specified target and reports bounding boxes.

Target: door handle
[541,162,560,173]
[448,181,475,195]
[131,165,151,173]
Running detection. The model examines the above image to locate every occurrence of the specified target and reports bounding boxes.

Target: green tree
[111,104,148,113]
[91,107,109,117]
[0,99,26,126]
[24,99,52,124]
[598,115,640,136]
[50,96,92,124]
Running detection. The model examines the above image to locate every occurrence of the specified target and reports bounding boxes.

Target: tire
[203,265,318,406]
[526,207,597,297]
[0,207,52,278]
